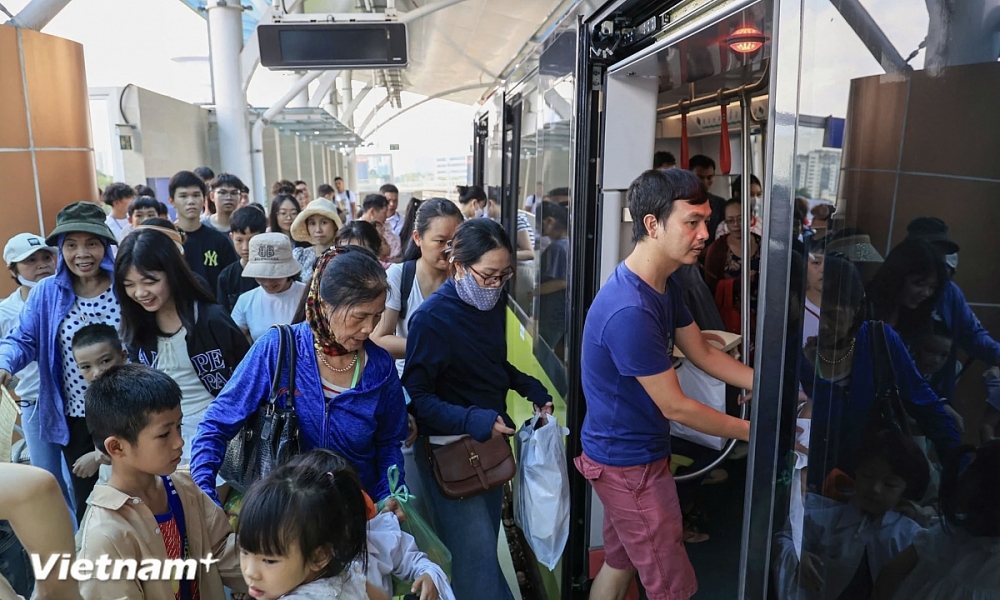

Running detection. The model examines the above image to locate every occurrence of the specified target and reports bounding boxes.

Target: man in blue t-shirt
[576,168,753,600]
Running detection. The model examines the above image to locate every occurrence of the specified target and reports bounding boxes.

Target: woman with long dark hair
[115,227,250,464]
[269,193,302,239]
[456,185,488,220]
[403,219,553,600]
[191,246,409,506]
[867,238,947,343]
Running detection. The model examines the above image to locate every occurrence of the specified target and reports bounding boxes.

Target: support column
[207,0,252,180]
[338,71,357,190]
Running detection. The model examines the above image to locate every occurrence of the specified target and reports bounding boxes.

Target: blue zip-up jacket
[800,321,960,489]
[0,239,117,446]
[928,280,1000,398]
[190,323,408,503]
[402,279,552,442]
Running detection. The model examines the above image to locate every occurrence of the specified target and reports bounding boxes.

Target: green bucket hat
[45,202,117,246]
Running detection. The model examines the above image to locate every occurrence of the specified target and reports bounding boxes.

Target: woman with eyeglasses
[402,218,553,600]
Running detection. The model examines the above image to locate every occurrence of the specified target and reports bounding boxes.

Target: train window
[770,1,1000,598]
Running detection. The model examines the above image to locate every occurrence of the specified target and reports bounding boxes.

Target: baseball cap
[3,233,57,264]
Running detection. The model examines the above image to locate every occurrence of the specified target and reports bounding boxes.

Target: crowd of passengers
[0,157,997,600]
[0,168,563,600]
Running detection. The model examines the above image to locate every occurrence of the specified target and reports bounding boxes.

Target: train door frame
[473,114,489,188]
[576,0,790,598]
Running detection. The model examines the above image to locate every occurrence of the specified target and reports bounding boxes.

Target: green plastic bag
[380,465,452,596]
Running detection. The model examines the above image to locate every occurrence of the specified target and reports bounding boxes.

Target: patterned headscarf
[305,247,350,357]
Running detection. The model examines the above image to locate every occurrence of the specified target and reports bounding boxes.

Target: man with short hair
[193,166,215,182]
[654,151,676,170]
[102,182,136,242]
[360,193,401,261]
[203,173,245,233]
[380,183,403,236]
[168,170,239,291]
[294,180,311,207]
[688,155,727,246]
[334,176,357,221]
[524,181,545,213]
[127,196,160,228]
[578,168,752,600]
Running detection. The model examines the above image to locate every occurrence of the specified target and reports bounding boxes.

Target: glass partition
[765,1,1000,598]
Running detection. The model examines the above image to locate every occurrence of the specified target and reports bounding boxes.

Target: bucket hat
[45,202,117,246]
[3,233,57,264]
[290,198,343,244]
[825,233,884,263]
[242,233,302,280]
[905,216,959,254]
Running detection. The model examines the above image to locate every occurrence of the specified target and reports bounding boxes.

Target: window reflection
[772,1,1000,598]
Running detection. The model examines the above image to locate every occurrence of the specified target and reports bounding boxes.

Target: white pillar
[338,71,356,190]
[207,0,252,181]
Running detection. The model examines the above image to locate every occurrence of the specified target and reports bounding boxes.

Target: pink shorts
[575,452,697,600]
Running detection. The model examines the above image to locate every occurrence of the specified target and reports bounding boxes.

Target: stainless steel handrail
[673,92,755,482]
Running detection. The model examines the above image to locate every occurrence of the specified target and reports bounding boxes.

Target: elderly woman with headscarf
[190,246,409,505]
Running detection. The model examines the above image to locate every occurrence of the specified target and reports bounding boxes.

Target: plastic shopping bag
[514,413,570,571]
[671,360,727,450]
[381,465,452,595]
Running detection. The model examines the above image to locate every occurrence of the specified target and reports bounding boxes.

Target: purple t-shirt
[580,262,693,466]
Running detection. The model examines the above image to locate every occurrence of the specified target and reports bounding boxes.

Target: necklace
[319,350,358,372]
[817,338,856,364]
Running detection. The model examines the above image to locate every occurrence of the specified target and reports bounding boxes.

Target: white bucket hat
[242,233,302,279]
[290,198,343,244]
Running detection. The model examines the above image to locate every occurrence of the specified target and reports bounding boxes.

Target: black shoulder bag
[868,321,913,437]
[219,324,300,493]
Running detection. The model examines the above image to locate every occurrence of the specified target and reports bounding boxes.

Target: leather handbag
[426,434,516,500]
[220,324,300,493]
[868,321,912,437]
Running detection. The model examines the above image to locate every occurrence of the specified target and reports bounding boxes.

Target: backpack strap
[398,260,418,321]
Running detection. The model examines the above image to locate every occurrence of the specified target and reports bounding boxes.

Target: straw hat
[290,198,343,244]
[242,233,302,279]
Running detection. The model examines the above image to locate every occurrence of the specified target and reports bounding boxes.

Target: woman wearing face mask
[456,185,489,220]
[0,234,69,508]
[290,198,343,283]
[403,219,553,600]
[0,203,121,524]
[191,246,409,508]
[115,227,250,466]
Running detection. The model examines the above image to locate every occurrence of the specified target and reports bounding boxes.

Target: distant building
[795,148,841,201]
[435,155,473,185]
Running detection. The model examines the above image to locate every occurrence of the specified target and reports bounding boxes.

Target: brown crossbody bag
[425,434,516,500]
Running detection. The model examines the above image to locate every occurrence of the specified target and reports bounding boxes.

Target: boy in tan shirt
[77,364,245,599]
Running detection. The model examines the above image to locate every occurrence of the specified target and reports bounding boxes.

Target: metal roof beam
[361,82,490,138]
[5,0,73,30]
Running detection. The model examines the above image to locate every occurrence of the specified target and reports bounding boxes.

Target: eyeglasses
[214,190,239,198]
[467,264,514,287]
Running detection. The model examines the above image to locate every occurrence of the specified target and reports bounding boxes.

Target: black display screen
[279,28,388,62]
[259,23,407,69]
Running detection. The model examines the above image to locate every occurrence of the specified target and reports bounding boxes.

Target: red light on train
[728,26,767,54]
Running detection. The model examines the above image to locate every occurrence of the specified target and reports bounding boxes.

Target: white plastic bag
[514,413,570,571]
[671,360,727,450]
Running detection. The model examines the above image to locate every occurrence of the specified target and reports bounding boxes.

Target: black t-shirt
[216,261,260,314]
[181,224,239,293]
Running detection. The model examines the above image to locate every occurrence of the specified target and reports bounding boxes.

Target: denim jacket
[0,242,116,446]
[190,323,408,503]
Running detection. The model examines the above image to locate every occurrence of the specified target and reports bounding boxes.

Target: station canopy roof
[177,0,580,105]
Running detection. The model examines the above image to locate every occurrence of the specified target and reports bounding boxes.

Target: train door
[571,1,775,597]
